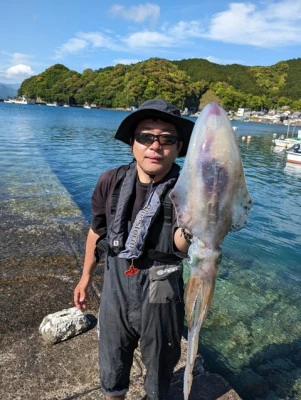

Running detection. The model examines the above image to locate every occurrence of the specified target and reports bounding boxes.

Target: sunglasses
[134,133,178,146]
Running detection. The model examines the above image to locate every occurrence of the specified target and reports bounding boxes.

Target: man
[74,98,194,400]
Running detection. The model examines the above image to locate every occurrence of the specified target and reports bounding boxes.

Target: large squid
[170,102,253,399]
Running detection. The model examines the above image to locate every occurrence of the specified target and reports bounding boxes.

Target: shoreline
[2,100,300,128]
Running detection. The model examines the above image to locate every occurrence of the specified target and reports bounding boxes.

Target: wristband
[181,228,192,244]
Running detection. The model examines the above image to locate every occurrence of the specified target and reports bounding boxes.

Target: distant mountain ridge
[0,83,20,99]
[17,57,301,110]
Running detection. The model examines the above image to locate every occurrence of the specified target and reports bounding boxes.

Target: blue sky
[1,0,301,84]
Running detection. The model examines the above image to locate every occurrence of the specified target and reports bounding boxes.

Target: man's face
[132,118,183,183]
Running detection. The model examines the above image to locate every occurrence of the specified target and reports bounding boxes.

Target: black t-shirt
[91,164,186,260]
[130,179,151,222]
[91,167,159,236]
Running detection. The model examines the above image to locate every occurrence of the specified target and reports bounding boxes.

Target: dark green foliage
[20,64,81,105]
[279,58,301,99]
[172,58,259,95]
[18,57,301,111]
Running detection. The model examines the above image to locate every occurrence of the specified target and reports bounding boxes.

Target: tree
[18,57,301,111]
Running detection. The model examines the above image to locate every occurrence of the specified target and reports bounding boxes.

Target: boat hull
[286,151,301,165]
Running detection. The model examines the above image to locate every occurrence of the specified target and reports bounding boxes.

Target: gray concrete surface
[0,157,241,400]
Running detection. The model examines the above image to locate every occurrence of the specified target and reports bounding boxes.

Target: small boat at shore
[273,136,301,148]
[272,125,301,148]
[286,144,301,165]
[15,96,28,105]
[4,96,35,105]
[46,102,58,107]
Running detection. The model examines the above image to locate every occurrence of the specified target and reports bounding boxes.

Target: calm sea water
[1,102,300,399]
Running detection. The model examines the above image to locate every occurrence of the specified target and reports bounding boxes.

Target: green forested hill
[172,58,301,101]
[19,57,301,111]
[172,59,259,95]
[279,58,301,99]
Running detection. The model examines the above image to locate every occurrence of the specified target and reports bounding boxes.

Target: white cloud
[0,64,35,83]
[7,64,34,77]
[113,58,141,65]
[109,3,160,24]
[52,0,301,66]
[266,0,301,20]
[77,32,110,48]
[121,1,301,51]
[55,38,88,58]
[122,20,204,50]
[205,1,301,47]
[8,52,33,65]
[0,52,36,83]
[124,31,175,48]
[55,31,121,59]
[168,21,204,39]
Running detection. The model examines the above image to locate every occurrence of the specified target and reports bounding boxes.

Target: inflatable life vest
[95,161,183,264]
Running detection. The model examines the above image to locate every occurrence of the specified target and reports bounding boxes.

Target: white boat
[4,96,34,105]
[286,144,301,165]
[181,107,190,116]
[286,152,301,165]
[46,102,58,107]
[273,135,301,148]
[63,97,70,107]
[272,125,301,148]
[14,96,30,105]
[83,104,91,109]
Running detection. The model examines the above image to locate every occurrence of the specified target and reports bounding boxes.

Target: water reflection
[284,162,301,176]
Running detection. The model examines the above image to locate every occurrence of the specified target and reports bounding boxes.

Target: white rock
[39,307,92,344]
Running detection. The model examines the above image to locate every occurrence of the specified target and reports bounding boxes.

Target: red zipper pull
[124,260,139,276]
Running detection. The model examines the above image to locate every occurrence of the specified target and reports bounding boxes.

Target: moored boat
[16,100,27,104]
[46,102,58,107]
[273,136,301,148]
[5,96,35,105]
[286,143,301,165]
[273,125,301,148]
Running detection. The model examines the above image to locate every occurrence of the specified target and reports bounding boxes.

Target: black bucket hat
[114,98,194,157]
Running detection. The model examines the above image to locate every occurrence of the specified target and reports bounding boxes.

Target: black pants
[98,256,184,400]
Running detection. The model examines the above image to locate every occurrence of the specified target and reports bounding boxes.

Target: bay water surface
[1,102,300,399]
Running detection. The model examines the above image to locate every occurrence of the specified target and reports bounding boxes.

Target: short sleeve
[90,168,120,236]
